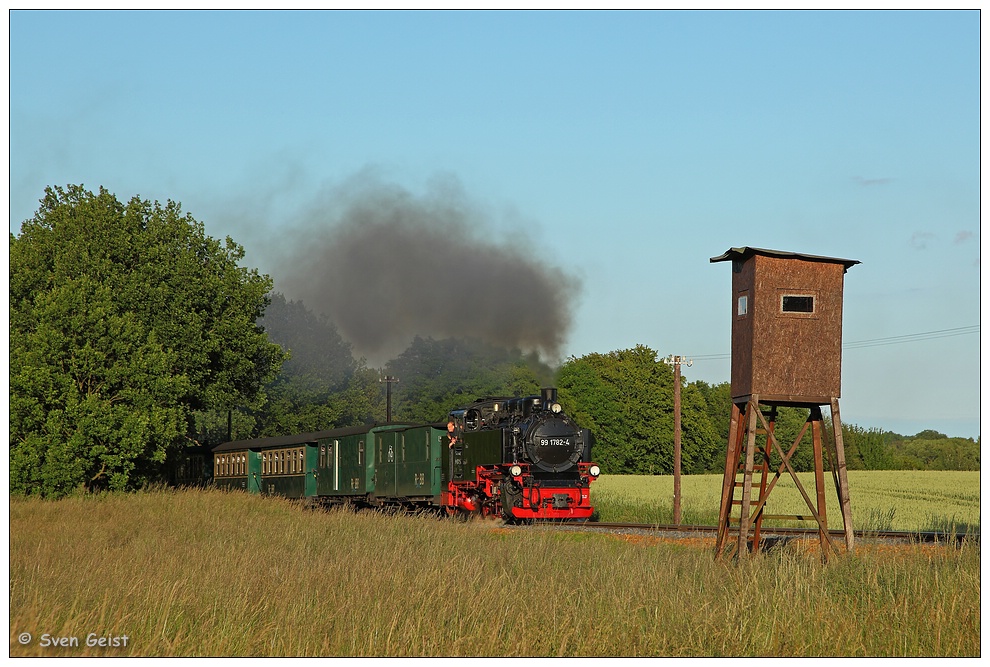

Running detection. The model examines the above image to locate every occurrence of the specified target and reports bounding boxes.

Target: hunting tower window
[781,294,814,313]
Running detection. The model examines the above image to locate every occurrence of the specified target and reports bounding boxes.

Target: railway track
[525,521,978,546]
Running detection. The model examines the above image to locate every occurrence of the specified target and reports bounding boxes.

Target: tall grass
[8,487,981,656]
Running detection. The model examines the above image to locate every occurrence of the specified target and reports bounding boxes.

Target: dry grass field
[8,481,980,657]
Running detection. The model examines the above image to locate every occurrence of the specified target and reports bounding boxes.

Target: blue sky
[8,10,982,438]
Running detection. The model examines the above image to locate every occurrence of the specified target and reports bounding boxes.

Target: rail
[543,521,978,545]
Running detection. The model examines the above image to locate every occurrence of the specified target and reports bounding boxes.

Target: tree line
[9,186,979,498]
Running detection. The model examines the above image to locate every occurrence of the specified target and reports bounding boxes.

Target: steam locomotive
[206,388,599,521]
[447,387,599,521]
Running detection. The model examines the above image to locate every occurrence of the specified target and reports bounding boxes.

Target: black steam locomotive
[446,387,600,521]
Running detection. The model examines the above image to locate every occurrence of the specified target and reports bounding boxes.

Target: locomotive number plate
[540,438,572,447]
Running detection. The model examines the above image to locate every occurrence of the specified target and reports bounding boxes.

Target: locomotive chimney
[541,387,558,408]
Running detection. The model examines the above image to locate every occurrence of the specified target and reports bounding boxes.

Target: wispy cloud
[954,230,975,244]
[910,231,935,249]
[852,176,893,186]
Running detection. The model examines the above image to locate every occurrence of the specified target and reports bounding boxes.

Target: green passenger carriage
[212,423,449,510]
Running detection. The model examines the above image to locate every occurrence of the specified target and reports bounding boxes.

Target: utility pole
[379,375,399,422]
[663,355,692,525]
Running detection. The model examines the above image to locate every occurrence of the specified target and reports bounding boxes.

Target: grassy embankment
[9,478,980,657]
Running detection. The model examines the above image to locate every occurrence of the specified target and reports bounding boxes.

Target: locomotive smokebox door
[709,247,860,405]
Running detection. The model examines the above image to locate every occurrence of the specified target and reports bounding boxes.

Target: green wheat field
[8,471,980,657]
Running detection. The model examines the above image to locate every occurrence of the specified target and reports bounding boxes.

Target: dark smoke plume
[276,172,581,364]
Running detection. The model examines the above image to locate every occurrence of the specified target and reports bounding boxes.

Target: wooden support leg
[811,406,829,558]
[830,398,855,553]
[716,401,744,558]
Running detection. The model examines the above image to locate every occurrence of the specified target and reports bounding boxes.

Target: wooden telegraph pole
[663,355,692,525]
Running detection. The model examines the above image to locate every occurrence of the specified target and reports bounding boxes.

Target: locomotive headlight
[510,465,523,477]
[550,402,562,414]
[589,465,601,478]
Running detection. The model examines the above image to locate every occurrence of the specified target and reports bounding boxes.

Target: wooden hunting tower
[711,247,860,404]
[709,247,859,560]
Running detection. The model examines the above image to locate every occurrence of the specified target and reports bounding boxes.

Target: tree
[678,383,724,473]
[237,293,359,438]
[557,345,726,475]
[838,423,901,470]
[384,336,549,423]
[10,185,285,497]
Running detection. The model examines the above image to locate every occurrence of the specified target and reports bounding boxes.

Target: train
[208,387,600,521]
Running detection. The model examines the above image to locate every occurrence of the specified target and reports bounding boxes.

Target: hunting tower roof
[709,247,860,271]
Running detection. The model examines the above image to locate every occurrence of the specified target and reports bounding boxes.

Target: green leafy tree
[889,435,979,470]
[558,345,680,474]
[678,383,724,473]
[10,185,285,497]
[384,336,548,423]
[840,423,891,470]
[689,380,732,444]
[238,293,359,437]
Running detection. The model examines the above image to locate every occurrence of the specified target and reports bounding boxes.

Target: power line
[687,325,979,362]
[843,325,980,349]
